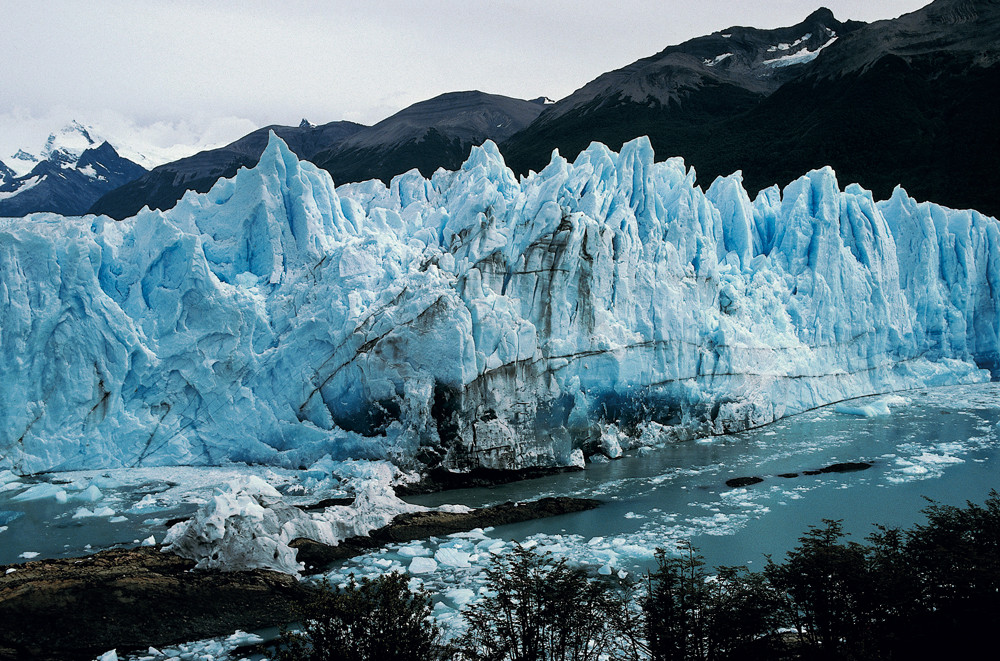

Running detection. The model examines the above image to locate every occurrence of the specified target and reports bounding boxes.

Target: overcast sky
[1,0,930,161]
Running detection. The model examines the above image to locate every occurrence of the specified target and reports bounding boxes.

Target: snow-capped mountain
[3,121,104,177]
[1,133,995,474]
[0,122,146,217]
[502,8,860,170]
[529,8,857,127]
[503,0,1000,216]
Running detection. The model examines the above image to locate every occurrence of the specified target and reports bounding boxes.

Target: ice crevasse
[1,132,997,474]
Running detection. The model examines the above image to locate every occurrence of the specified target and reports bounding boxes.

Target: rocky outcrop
[0,547,309,661]
[0,495,599,660]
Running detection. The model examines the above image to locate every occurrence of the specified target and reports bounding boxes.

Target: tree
[644,541,710,661]
[703,565,787,661]
[458,545,635,661]
[892,490,1000,656]
[765,519,868,658]
[274,571,445,661]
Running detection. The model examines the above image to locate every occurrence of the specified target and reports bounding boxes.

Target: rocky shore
[0,496,599,661]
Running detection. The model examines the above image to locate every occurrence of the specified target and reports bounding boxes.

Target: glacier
[1,132,997,475]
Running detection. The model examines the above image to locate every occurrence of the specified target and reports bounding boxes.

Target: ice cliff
[1,133,997,474]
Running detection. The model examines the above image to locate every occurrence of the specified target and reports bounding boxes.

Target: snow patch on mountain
[764,34,839,67]
[0,114,261,175]
[0,133,996,475]
[704,53,734,67]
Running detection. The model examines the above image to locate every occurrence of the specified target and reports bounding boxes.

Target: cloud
[1,0,930,142]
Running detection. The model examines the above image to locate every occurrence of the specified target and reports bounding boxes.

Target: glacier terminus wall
[1,133,997,474]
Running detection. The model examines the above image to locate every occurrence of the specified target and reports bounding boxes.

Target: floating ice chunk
[226,630,264,646]
[128,494,160,511]
[476,539,507,555]
[11,484,68,503]
[837,394,910,417]
[140,535,156,546]
[73,485,104,503]
[435,547,472,568]
[408,557,438,574]
[598,564,613,575]
[447,528,488,540]
[446,588,476,606]
[835,401,890,417]
[18,551,39,559]
[109,515,128,523]
[91,475,126,489]
[96,650,118,661]
[398,544,432,557]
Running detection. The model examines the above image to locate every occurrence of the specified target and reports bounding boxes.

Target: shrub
[458,545,638,661]
[274,571,444,661]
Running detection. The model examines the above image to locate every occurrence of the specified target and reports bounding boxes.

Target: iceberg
[0,132,997,474]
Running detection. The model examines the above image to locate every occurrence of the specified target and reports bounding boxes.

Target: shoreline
[0,496,600,661]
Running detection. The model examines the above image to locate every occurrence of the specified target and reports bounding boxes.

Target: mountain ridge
[85,0,1000,220]
[87,120,366,220]
[89,91,545,220]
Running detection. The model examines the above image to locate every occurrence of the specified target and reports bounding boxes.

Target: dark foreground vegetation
[275,491,1000,660]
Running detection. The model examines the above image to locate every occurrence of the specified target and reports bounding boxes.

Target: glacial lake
[1,382,998,574]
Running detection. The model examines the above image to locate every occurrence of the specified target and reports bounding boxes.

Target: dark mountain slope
[0,161,14,186]
[89,120,365,220]
[690,52,1000,214]
[312,91,546,185]
[0,142,146,217]
[502,8,862,174]
[503,0,1000,216]
[92,91,545,219]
